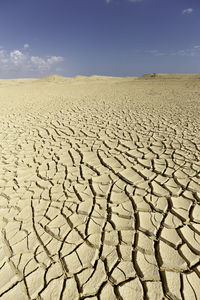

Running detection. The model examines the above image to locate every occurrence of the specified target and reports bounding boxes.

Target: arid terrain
[0,74,200,299]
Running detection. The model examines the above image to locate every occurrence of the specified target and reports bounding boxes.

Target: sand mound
[73,75,120,81]
[73,75,89,80]
[140,73,200,80]
[39,74,66,82]
[89,75,116,80]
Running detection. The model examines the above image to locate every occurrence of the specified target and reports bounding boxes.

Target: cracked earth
[0,74,200,299]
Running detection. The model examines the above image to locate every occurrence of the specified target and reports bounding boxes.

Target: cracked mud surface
[0,75,200,299]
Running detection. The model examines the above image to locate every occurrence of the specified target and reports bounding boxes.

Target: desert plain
[0,73,200,299]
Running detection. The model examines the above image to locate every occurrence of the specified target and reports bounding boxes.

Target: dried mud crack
[0,75,200,299]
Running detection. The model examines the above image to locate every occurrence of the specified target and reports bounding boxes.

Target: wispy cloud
[143,45,200,58]
[172,46,200,57]
[182,8,194,15]
[0,45,64,78]
[128,0,143,2]
[144,49,166,56]
[105,0,143,3]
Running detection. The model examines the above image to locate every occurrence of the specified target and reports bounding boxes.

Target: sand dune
[0,74,200,299]
[140,73,200,80]
[39,74,67,82]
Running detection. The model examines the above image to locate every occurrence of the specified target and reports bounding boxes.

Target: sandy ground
[0,74,200,299]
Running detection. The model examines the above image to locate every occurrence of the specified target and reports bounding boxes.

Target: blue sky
[0,0,199,78]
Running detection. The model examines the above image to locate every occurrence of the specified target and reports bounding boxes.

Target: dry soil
[0,74,200,299]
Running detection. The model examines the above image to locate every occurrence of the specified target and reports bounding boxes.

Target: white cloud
[47,56,64,64]
[105,0,112,3]
[0,45,64,78]
[30,55,64,72]
[0,49,5,57]
[30,56,48,72]
[182,8,194,15]
[10,50,26,66]
[23,43,29,50]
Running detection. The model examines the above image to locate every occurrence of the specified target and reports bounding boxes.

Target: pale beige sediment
[0,74,200,299]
